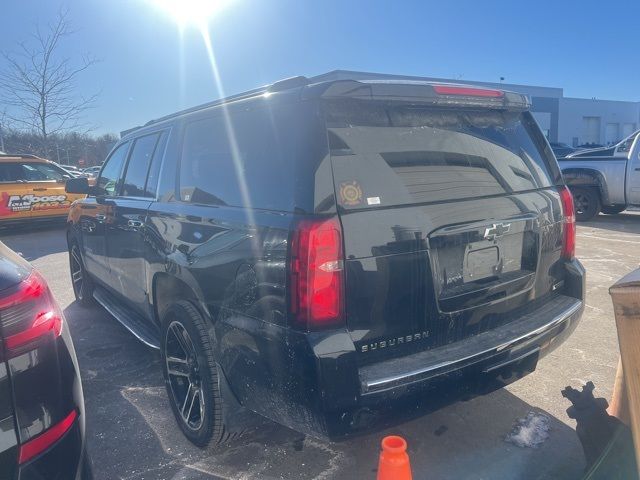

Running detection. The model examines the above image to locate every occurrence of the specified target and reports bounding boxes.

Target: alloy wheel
[165,321,205,431]
[70,246,85,300]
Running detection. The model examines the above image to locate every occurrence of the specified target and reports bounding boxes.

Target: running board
[93,286,160,349]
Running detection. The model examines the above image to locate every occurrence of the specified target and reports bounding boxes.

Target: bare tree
[0,9,99,156]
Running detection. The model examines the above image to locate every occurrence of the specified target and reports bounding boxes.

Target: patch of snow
[505,411,550,448]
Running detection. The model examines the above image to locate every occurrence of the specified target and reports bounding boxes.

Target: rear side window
[98,142,129,196]
[326,102,561,210]
[179,108,293,211]
[144,132,168,198]
[121,133,161,197]
[0,163,25,182]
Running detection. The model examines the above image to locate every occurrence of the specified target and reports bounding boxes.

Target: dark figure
[562,381,625,467]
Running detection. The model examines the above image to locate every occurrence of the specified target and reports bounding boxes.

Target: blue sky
[1,0,639,134]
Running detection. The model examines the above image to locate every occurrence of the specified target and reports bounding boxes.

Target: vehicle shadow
[0,223,67,261]
[581,211,640,235]
[64,296,585,480]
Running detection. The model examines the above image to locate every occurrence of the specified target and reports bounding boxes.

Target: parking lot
[1,212,638,480]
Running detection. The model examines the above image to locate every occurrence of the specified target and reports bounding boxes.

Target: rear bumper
[314,295,583,439]
[226,260,585,440]
[359,294,582,396]
[317,259,585,438]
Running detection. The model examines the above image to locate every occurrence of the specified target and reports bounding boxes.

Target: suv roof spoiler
[307,79,530,110]
[126,72,529,135]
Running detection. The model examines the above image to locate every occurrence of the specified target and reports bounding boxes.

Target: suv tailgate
[324,99,566,364]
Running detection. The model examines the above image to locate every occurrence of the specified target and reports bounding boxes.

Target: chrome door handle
[95,214,106,222]
[127,220,144,228]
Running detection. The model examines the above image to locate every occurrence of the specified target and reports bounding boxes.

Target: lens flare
[149,0,235,27]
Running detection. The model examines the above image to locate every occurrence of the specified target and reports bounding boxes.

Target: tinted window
[326,102,560,209]
[21,162,71,181]
[122,133,160,197]
[0,162,71,182]
[0,163,25,182]
[179,109,294,211]
[98,142,129,196]
[144,131,168,198]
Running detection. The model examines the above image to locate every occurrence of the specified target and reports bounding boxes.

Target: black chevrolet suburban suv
[65,73,585,446]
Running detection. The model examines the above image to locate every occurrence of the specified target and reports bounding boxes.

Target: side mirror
[65,177,92,195]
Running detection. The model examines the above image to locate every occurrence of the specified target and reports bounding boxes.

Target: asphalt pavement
[1,212,638,480]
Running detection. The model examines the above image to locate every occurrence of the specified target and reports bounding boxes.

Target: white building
[312,71,640,147]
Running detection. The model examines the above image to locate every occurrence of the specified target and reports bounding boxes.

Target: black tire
[69,242,95,306]
[161,301,226,447]
[571,187,601,222]
[601,205,626,215]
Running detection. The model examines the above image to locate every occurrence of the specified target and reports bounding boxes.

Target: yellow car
[0,154,87,225]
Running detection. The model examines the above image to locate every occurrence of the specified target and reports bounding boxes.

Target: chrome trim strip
[363,299,582,392]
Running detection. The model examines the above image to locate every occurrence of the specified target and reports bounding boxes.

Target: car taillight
[433,85,504,98]
[559,186,576,260]
[0,270,62,356]
[18,409,78,464]
[290,217,344,330]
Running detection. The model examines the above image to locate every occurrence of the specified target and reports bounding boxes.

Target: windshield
[0,162,71,182]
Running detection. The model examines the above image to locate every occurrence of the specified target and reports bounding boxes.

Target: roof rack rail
[0,153,40,159]
[142,86,268,129]
[120,126,143,138]
[138,75,310,130]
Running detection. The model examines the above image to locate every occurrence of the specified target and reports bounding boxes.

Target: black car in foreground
[0,242,89,479]
[65,73,585,446]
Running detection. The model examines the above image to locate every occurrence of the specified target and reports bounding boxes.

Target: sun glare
[150,0,235,27]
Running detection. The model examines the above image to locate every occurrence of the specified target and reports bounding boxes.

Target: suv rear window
[326,101,560,210]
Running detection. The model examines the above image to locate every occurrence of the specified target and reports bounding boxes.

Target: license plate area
[464,245,500,283]
[429,215,539,313]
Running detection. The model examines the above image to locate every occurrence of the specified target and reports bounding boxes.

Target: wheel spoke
[181,383,195,419]
[170,323,192,357]
[197,388,205,424]
[71,249,81,266]
[166,356,190,377]
[185,387,200,423]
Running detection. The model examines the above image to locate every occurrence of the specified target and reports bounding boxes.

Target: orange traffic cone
[377,435,412,480]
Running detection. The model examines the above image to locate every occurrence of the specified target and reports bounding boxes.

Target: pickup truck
[559,130,640,221]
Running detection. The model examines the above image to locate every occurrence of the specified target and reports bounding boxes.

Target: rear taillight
[18,409,78,464]
[559,186,576,260]
[0,270,62,356]
[433,85,504,98]
[290,217,344,330]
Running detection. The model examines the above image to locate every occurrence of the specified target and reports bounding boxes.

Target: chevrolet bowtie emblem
[483,223,511,240]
